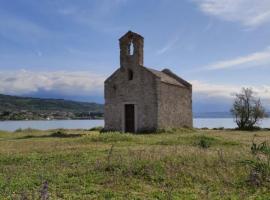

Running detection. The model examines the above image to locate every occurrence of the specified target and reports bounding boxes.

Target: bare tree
[231,88,268,130]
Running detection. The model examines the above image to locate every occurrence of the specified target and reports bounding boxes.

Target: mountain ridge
[0,94,103,120]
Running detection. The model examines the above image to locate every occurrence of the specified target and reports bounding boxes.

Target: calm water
[0,118,270,132]
[0,120,104,132]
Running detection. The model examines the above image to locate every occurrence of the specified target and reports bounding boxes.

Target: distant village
[0,110,104,121]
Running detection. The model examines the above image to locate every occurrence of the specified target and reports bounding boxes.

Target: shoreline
[1,118,270,132]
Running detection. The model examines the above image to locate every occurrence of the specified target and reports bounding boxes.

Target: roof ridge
[162,68,192,89]
[143,66,186,88]
[119,31,144,41]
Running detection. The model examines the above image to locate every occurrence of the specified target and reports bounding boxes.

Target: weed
[90,132,135,143]
[242,140,270,187]
[40,181,49,200]
[105,145,114,171]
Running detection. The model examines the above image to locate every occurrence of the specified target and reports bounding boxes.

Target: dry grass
[0,128,269,199]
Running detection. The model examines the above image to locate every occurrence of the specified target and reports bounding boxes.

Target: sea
[1,118,270,132]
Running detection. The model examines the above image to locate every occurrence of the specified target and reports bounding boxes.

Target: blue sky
[0,0,270,112]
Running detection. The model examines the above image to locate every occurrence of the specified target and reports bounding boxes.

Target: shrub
[198,138,210,149]
[195,136,217,149]
[14,128,39,133]
[49,130,82,138]
[89,126,103,132]
[14,128,23,132]
[213,127,224,130]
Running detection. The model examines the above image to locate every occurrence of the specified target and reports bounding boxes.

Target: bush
[14,128,23,132]
[14,128,38,133]
[49,130,82,138]
[213,127,224,130]
[198,138,211,149]
[195,136,217,149]
[235,126,261,131]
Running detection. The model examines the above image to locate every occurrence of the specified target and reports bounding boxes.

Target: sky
[0,0,270,112]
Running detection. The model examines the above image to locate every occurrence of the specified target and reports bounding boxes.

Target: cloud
[0,70,106,96]
[1,70,269,109]
[192,80,270,105]
[157,37,180,55]
[193,0,270,28]
[204,47,270,70]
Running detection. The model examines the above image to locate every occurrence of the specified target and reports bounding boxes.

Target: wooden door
[125,104,135,133]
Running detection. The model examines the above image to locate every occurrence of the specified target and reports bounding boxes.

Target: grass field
[0,128,269,199]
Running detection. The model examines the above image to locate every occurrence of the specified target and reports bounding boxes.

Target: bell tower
[119,31,144,68]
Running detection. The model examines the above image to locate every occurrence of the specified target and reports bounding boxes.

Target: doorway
[125,104,135,132]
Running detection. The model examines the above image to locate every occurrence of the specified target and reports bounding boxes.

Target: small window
[127,41,135,56]
[128,69,133,80]
[113,84,117,91]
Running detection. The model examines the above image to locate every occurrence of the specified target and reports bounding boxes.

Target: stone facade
[104,31,192,133]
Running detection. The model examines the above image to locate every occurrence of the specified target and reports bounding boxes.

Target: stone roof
[119,31,144,41]
[145,67,192,89]
[105,65,192,89]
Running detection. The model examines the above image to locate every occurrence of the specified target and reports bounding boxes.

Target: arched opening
[128,69,133,80]
[127,40,135,56]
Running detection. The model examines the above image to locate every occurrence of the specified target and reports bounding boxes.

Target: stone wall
[104,65,158,132]
[157,82,193,129]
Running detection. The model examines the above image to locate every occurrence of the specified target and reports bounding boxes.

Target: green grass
[0,128,270,199]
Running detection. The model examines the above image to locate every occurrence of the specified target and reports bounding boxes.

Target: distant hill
[0,94,103,112]
[0,94,104,120]
[194,112,232,118]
